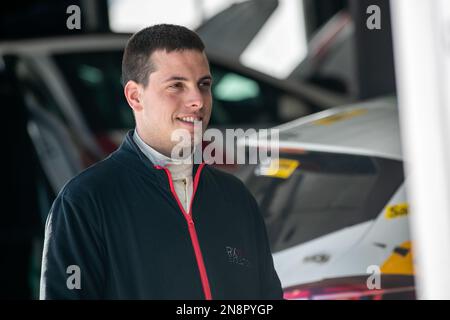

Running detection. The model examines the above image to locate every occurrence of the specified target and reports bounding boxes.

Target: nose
[185,88,204,110]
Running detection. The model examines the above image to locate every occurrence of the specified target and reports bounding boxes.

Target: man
[40,24,283,299]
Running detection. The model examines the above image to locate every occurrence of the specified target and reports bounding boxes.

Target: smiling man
[39,24,283,300]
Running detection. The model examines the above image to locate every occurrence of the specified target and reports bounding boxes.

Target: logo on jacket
[225,246,252,268]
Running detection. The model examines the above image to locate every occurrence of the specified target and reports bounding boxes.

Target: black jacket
[40,131,283,299]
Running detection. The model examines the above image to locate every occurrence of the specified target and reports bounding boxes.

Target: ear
[124,80,144,112]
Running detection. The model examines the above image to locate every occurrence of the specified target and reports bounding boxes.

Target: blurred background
[2,0,449,300]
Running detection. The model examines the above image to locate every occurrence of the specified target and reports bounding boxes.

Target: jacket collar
[112,130,204,186]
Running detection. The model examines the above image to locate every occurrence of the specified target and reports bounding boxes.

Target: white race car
[233,96,415,299]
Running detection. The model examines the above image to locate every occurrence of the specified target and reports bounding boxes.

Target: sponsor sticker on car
[257,158,300,179]
[313,108,367,126]
[385,203,409,219]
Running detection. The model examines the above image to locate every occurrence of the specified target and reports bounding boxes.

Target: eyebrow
[162,75,212,83]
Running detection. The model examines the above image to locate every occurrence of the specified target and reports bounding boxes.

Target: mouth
[176,116,203,125]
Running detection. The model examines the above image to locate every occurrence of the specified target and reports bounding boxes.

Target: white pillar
[390,0,450,299]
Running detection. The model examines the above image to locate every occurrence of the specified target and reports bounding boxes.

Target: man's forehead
[149,49,210,81]
[150,49,209,69]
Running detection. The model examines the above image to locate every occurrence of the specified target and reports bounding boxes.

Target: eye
[199,81,212,89]
[169,82,183,89]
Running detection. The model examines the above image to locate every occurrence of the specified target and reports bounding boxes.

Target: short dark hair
[121,24,205,87]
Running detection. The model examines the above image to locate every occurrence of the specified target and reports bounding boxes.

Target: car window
[234,151,404,253]
[52,51,133,132]
[12,56,98,170]
[14,58,69,126]
[210,64,310,126]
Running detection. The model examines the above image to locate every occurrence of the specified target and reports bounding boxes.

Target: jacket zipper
[183,178,188,211]
[155,163,212,300]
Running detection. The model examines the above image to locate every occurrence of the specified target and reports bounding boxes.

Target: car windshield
[52,50,133,132]
[52,50,310,132]
[234,151,404,253]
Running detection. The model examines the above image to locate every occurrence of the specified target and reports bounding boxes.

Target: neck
[133,128,195,167]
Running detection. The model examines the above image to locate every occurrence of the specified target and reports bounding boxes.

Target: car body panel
[235,96,412,298]
[244,95,402,160]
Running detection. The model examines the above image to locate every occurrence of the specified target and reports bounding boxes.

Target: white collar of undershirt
[133,129,193,179]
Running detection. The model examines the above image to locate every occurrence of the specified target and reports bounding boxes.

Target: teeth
[179,117,200,123]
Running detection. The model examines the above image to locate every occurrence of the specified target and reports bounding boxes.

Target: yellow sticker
[381,241,414,275]
[385,203,409,219]
[313,109,367,126]
[259,158,300,179]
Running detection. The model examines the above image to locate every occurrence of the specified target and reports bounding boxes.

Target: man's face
[131,49,212,157]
